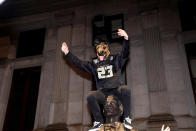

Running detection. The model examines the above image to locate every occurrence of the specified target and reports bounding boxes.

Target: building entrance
[3,66,41,131]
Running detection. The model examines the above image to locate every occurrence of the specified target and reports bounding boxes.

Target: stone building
[0,0,195,131]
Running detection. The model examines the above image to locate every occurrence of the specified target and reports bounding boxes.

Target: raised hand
[117,29,128,40]
[61,42,69,55]
[161,125,170,131]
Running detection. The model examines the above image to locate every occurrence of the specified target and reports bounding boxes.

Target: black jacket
[65,39,130,90]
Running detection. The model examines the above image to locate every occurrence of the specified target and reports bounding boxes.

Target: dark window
[92,15,107,43]
[92,14,124,45]
[178,0,196,31]
[3,66,41,131]
[16,28,46,58]
[185,43,196,103]
[107,14,124,43]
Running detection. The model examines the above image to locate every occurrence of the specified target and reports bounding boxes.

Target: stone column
[66,10,87,131]
[127,0,150,119]
[159,2,196,131]
[82,15,95,131]
[125,2,151,130]
[141,10,170,114]
[51,25,72,124]
[34,27,58,128]
[34,51,56,129]
[0,64,13,131]
[139,2,177,130]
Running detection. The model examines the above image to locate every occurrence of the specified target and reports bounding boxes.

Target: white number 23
[97,65,113,79]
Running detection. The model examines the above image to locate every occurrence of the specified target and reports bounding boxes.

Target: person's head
[94,39,110,61]
[103,95,123,117]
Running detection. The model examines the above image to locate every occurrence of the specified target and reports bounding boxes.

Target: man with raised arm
[61,29,132,131]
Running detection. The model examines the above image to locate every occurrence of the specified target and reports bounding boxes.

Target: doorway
[3,66,41,131]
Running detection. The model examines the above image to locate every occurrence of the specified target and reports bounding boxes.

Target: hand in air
[117,29,128,40]
[161,125,170,131]
[61,42,69,55]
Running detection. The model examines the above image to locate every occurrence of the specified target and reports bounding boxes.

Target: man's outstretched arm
[114,29,130,69]
[61,42,93,74]
[117,29,130,59]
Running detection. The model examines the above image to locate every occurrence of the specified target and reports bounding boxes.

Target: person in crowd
[61,29,132,131]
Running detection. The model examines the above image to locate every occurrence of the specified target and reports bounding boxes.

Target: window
[92,14,124,45]
[178,0,196,31]
[16,28,46,58]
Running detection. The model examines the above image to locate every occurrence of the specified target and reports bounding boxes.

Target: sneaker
[123,117,133,130]
[89,121,103,131]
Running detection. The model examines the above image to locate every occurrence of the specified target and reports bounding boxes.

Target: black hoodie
[65,39,130,90]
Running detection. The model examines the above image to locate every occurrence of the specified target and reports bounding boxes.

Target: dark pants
[87,85,131,123]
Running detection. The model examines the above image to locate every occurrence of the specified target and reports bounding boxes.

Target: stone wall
[0,0,195,131]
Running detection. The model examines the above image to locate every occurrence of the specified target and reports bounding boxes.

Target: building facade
[0,0,195,131]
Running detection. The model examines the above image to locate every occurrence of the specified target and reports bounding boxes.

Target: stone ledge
[147,114,178,131]
[45,123,68,131]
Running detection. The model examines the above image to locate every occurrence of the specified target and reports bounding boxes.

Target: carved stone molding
[147,114,178,131]
[53,10,74,27]
[45,123,68,131]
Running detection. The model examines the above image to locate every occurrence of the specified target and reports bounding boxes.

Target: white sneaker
[123,117,133,130]
[89,121,103,131]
